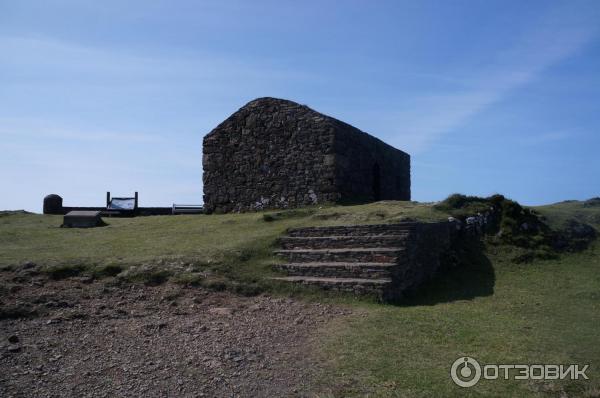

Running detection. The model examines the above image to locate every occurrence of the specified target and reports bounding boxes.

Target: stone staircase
[272,223,423,301]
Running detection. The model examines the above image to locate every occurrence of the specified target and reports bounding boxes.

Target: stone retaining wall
[274,221,457,302]
[388,222,454,298]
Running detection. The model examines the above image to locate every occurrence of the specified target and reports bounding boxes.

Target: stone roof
[205,97,408,157]
[205,97,334,138]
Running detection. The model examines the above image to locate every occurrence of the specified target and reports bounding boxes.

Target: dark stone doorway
[372,162,381,201]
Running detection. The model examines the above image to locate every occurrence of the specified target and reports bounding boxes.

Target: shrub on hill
[435,194,597,262]
[435,194,549,244]
[584,197,600,207]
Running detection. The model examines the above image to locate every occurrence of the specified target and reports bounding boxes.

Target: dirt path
[0,268,350,397]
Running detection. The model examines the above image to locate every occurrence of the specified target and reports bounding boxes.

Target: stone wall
[203,98,338,213]
[390,222,453,298]
[275,221,455,302]
[203,98,411,213]
[333,120,410,202]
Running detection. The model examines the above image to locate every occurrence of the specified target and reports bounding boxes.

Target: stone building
[202,97,410,213]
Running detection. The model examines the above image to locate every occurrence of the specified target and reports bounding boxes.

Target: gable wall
[203,101,338,213]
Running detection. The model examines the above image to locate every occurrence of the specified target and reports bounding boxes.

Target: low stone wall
[137,207,173,216]
[387,222,453,299]
[46,205,174,217]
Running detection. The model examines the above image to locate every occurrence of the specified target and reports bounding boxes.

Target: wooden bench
[172,204,204,215]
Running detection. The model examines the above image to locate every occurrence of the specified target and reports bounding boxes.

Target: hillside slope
[317,199,600,397]
[1,199,599,396]
[0,202,446,294]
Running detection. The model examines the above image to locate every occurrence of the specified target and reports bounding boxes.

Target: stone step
[271,276,392,296]
[274,248,405,263]
[274,262,394,279]
[286,223,417,237]
[278,235,412,250]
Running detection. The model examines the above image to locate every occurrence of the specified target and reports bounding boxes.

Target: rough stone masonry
[202,97,410,213]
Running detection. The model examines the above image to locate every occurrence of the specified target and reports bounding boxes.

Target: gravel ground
[0,266,350,397]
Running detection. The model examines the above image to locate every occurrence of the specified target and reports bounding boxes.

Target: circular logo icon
[450,356,482,387]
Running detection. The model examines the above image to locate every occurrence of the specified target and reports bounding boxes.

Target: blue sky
[1,0,599,212]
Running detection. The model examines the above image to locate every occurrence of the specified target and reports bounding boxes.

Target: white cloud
[0,118,165,144]
[384,5,598,154]
[0,35,316,88]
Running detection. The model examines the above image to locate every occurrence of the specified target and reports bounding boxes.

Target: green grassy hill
[0,201,445,292]
[1,198,599,397]
[318,199,600,397]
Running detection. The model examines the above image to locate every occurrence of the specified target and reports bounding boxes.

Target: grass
[535,201,600,230]
[316,200,600,397]
[1,199,599,397]
[0,201,445,292]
